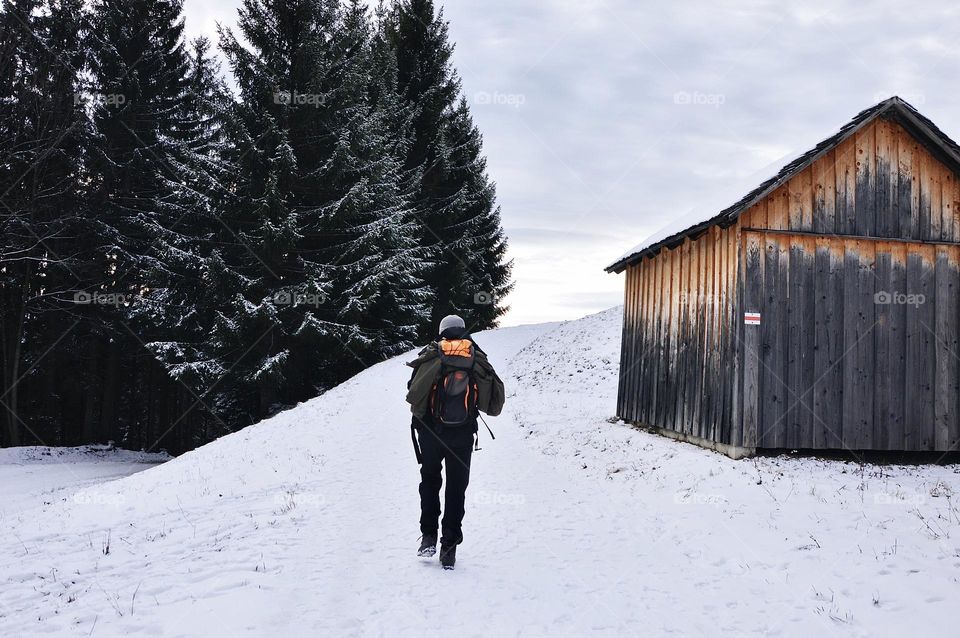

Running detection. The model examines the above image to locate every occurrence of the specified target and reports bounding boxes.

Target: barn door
[740,230,960,451]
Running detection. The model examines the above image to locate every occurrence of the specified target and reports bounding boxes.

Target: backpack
[429,338,478,427]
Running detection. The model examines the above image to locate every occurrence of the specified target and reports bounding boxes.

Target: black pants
[417,424,474,546]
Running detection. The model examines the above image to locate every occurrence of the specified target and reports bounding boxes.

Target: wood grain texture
[615,117,960,451]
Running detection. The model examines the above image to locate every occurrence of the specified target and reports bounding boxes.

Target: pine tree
[319,0,430,363]
[435,97,513,327]
[0,0,511,451]
[85,0,192,299]
[217,0,345,417]
[83,0,230,446]
[385,0,512,336]
[139,36,239,436]
[0,0,90,445]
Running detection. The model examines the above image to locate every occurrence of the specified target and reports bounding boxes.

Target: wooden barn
[606,97,960,458]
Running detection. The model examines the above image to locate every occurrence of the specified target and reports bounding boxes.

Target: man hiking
[406,314,505,570]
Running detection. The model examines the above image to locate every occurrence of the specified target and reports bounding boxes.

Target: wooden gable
[739,116,960,243]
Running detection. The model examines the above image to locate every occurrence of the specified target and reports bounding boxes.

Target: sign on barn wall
[744,312,761,325]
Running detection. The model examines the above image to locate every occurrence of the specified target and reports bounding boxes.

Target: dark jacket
[405,335,505,421]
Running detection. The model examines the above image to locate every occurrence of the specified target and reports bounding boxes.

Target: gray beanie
[438,314,466,336]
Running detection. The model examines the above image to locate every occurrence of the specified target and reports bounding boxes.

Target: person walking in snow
[406,314,505,570]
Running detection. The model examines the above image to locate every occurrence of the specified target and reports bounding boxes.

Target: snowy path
[0,309,958,637]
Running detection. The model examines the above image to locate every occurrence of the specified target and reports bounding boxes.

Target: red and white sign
[744,312,761,325]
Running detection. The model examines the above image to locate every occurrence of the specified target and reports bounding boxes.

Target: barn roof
[605,97,960,274]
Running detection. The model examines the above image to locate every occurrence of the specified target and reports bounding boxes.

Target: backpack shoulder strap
[411,419,423,464]
[406,343,440,369]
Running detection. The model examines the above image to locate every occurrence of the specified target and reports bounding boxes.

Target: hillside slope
[1,308,958,637]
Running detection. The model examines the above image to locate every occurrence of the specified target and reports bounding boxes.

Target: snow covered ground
[1,307,958,637]
[0,446,168,525]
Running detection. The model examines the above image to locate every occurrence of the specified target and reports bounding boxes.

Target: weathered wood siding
[739,231,960,451]
[739,116,960,243]
[735,115,960,450]
[617,225,742,444]
[617,114,960,451]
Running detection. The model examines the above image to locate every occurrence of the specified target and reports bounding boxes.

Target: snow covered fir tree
[0,0,512,453]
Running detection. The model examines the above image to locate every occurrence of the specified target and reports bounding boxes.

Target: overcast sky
[183,0,960,325]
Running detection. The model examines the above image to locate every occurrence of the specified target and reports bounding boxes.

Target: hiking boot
[417,532,437,557]
[439,543,457,570]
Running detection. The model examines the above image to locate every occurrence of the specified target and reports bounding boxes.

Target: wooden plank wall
[740,116,960,243]
[617,114,960,451]
[739,231,960,451]
[618,111,960,450]
[616,225,741,445]
[734,114,960,450]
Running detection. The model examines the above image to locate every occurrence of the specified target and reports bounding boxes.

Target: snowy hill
[1,307,958,637]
